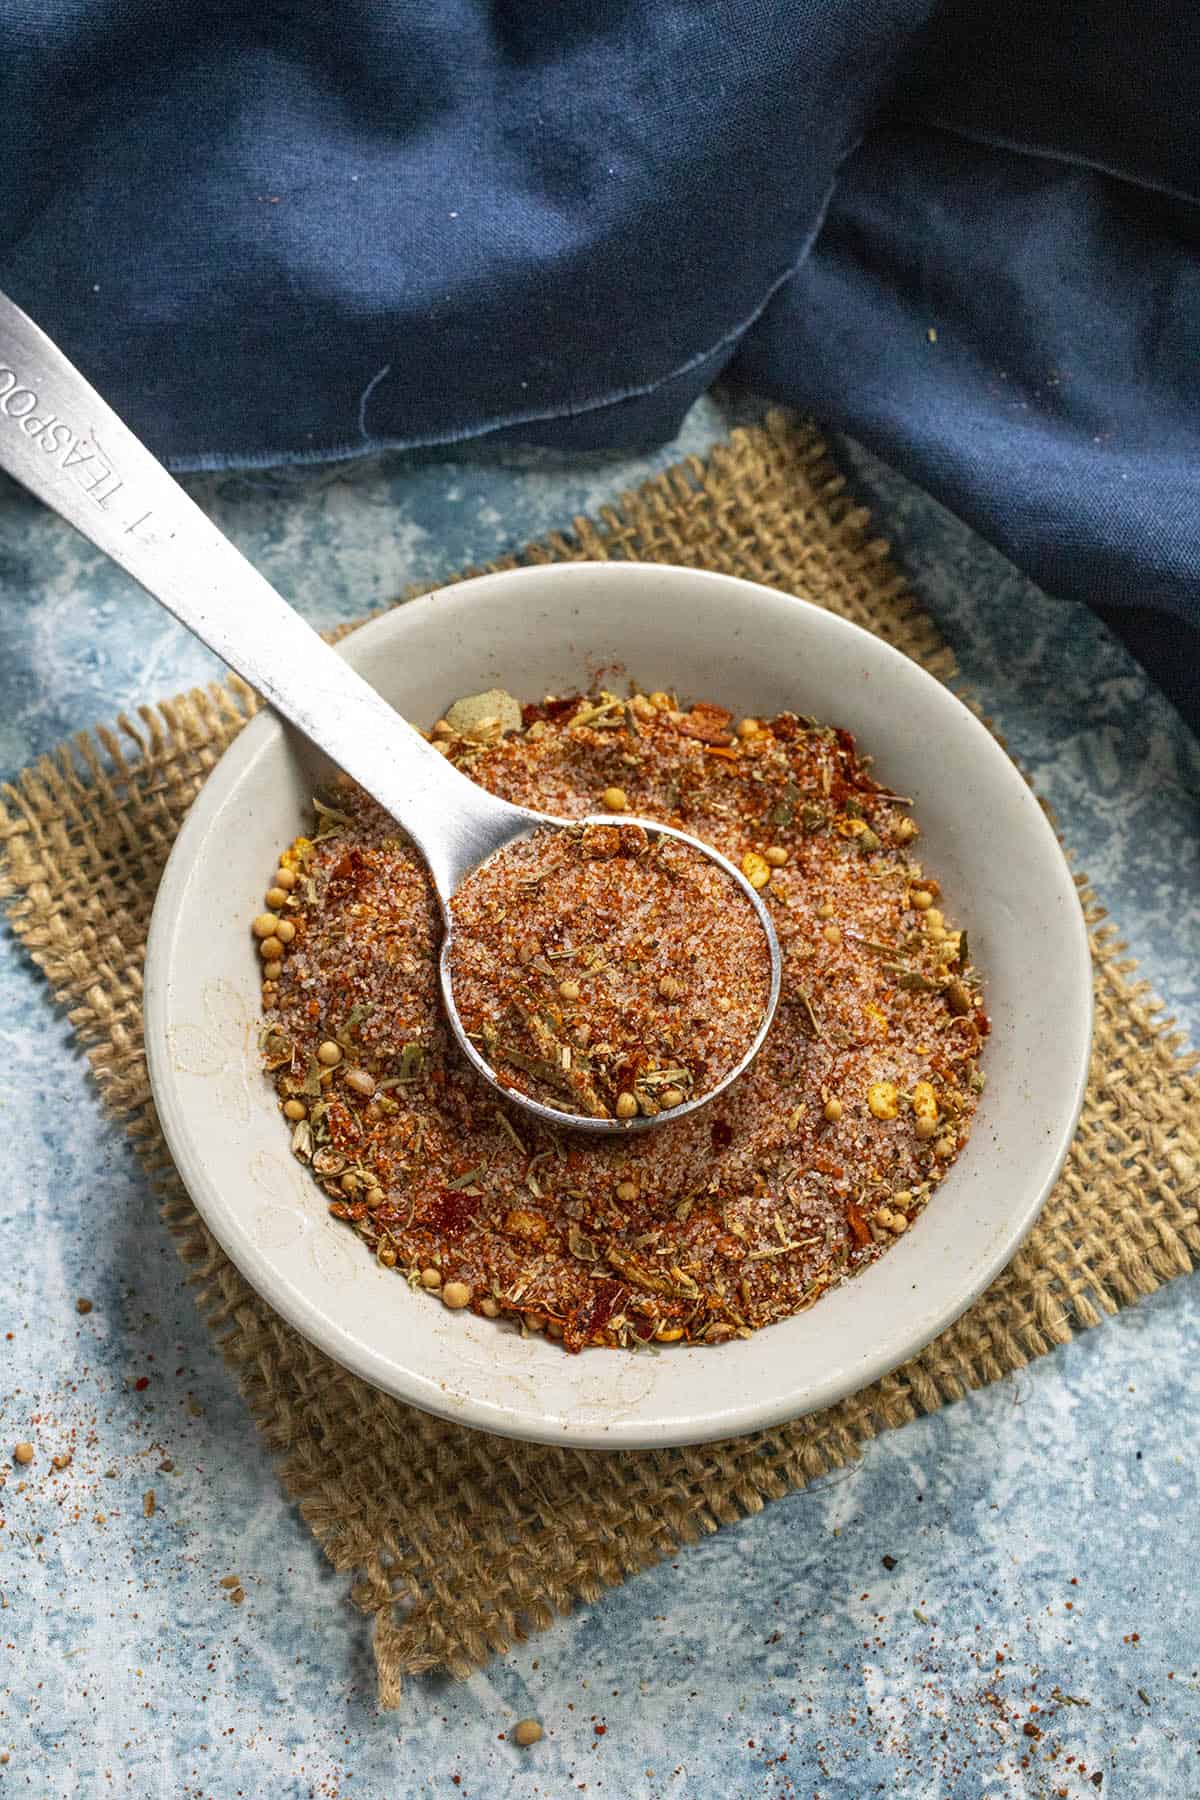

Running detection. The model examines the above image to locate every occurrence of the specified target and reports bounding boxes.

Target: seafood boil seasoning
[446,822,771,1119]
[256,687,989,1351]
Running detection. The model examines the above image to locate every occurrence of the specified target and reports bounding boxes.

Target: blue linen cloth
[2,1,1196,723]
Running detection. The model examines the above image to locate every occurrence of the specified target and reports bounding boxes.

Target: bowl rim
[145,561,1093,1447]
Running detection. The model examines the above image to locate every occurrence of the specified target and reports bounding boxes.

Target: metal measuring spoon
[0,290,781,1132]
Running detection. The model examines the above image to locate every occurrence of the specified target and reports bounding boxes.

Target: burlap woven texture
[1,414,1197,1704]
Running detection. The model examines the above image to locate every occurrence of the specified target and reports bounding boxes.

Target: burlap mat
[1,414,1196,1704]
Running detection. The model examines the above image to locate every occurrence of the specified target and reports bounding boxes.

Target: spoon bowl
[438,813,782,1133]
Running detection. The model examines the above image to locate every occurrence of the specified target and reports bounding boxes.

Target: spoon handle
[0,289,525,895]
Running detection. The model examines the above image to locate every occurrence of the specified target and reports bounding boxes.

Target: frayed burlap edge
[1,413,1197,1703]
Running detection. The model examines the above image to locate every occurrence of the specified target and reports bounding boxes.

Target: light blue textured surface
[1,399,1197,1799]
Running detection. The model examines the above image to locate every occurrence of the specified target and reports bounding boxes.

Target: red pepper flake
[673,703,734,746]
[710,1119,734,1151]
[563,1279,626,1354]
[134,1376,150,1391]
[845,1201,872,1248]
[324,1100,357,1149]
[532,695,581,723]
[422,1191,481,1237]
[325,847,373,907]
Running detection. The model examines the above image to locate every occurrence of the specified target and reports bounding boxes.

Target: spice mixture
[447,822,771,1119]
[255,686,988,1351]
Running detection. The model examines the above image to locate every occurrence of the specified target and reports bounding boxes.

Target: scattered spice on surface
[448,822,770,1118]
[143,1489,156,1518]
[258,686,987,1351]
[74,1297,93,1315]
[512,1719,543,1747]
[12,1443,33,1465]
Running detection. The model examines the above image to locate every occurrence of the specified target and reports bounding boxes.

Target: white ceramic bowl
[145,563,1092,1448]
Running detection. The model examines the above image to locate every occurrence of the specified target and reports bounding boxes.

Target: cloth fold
[2,2,1197,720]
